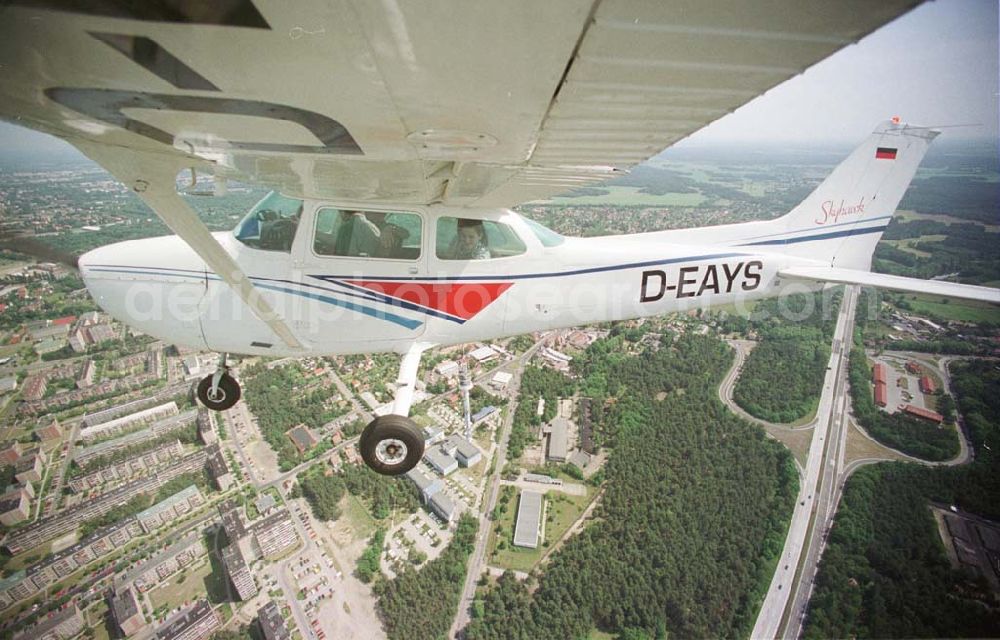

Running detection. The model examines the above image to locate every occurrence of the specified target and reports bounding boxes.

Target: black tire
[197,373,241,411]
[359,415,424,476]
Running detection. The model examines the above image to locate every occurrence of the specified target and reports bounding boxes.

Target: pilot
[446,218,490,260]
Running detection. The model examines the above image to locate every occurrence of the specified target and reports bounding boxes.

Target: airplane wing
[0,0,923,208]
[0,0,924,348]
[779,267,1000,304]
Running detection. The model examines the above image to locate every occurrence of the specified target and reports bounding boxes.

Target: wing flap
[779,267,1000,304]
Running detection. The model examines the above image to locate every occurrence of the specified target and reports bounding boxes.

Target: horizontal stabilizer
[779,267,1000,304]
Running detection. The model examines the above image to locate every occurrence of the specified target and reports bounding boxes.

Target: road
[449,336,551,639]
[751,285,858,640]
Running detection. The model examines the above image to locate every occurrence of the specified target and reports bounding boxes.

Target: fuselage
[79,201,827,357]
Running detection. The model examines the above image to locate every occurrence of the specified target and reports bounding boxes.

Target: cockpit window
[313,208,422,260]
[521,216,565,247]
[436,217,527,260]
[233,191,303,253]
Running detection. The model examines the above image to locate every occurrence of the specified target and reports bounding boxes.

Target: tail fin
[743,120,938,270]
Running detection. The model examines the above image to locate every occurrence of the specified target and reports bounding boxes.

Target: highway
[751,285,858,640]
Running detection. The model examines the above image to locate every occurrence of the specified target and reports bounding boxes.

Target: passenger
[445,219,490,260]
[335,211,408,258]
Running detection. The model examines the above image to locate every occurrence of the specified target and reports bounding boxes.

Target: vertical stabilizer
[743,120,938,270]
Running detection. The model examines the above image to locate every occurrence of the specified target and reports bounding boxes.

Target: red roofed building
[919,376,936,394]
[51,316,76,326]
[905,361,922,374]
[874,382,887,407]
[872,363,887,385]
[902,404,943,423]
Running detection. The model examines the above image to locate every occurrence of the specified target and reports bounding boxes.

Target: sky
[684,0,999,145]
[0,0,996,157]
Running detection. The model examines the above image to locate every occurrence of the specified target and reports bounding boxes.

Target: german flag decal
[875,147,897,160]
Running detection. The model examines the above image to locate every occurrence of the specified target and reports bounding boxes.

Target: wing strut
[76,142,305,350]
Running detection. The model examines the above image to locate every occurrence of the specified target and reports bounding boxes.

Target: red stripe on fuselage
[342,280,513,320]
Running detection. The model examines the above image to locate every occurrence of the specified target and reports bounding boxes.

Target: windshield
[521,216,565,247]
[233,191,304,252]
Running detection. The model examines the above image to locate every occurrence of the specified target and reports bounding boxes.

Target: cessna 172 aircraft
[1,0,997,475]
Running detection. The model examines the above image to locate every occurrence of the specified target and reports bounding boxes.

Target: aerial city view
[0,1,997,640]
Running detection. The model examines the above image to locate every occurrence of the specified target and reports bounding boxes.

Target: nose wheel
[197,371,241,411]
[360,415,424,476]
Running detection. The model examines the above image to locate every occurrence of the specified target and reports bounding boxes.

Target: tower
[459,361,473,440]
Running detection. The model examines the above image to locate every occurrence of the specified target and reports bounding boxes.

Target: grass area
[488,488,593,573]
[899,293,1000,324]
[545,186,706,207]
[895,209,1000,232]
[340,493,377,539]
[150,559,213,613]
[86,600,112,640]
[587,630,616,640]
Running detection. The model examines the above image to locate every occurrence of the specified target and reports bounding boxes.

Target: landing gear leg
[197,354,241,411]
[359,343,431,476]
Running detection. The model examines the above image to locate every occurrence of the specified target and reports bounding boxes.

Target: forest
[803,358,1000,638]
[732,291,839,423]
[506,366,574,459]
[241,362,345,470]
[296,463,419,522]
[466,334,798,639]
[376,514,478,640]
[874,218,1000,286]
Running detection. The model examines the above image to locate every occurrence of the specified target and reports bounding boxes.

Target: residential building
[251,509,298,558]
[35,418,62,443]
[196,408,217,445]
[0,488,30,525]
[205,444,234,492]
[14,452,43,484]
[136,485,205,533]
[221,543,257,601]
[111,587,147,636]
[258,600,292,640]
[513,491,543,548]
[0,441,23,465]
[79,401,179,442]
[13,604,85,640]
[156,600,220,640]
[76,359,96,389]
[21,375,46,401]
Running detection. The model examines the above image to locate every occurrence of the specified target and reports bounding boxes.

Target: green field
[149,559,213,613]
[488,488,593,573]
[901,293,1000,324]
[546,186,706,207]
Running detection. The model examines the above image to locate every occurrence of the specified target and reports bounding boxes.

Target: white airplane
[1,1,997,475]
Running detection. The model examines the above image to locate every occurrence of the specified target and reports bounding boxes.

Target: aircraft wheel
[359,415,424,476]
[197,372,241,411]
